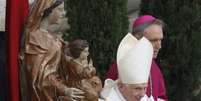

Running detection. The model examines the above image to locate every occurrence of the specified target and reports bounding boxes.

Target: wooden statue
[61,39,102,101]
[22,0,84,100]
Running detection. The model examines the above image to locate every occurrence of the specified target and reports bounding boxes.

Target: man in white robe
[100,34,153,101]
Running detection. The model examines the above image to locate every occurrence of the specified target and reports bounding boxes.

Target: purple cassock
[106,59,168,101]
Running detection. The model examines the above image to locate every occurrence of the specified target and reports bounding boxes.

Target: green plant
[64,0,128,80]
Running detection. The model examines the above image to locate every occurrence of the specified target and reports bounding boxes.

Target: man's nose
[139,89,146,98]
[155,40,161,49]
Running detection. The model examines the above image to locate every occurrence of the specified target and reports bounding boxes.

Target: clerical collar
[114,84,127,101]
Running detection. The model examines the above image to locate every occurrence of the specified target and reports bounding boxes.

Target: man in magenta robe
[106,15,168,101]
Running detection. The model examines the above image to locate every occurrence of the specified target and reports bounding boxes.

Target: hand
[64,55,72,61]
[64,87,85,101]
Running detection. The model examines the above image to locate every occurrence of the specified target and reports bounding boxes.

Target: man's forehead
[143,24,163,40]
[145,24,163,33]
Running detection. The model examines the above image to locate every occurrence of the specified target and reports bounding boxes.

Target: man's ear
[117,81,124,90]
[133,32,143,40]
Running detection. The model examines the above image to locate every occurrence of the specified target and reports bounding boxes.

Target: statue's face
[119,83,147,101]
[47,18,68,35]
[48,2,65,25]
[79,47,89,60]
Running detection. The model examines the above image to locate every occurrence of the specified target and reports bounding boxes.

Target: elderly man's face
[144,24,163,58]
[118,83,147,101]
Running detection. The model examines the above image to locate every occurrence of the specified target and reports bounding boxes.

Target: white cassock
[100,81,155,101]
[141,95,165,101]
[141,95,154,101]
[106,84,126,101]
[100,79,162,101]
[102,84,164,101]
[105,85,155,101]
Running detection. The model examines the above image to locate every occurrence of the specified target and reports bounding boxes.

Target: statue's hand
[88,59,93,66]
[65,55,72,61]
[64,87,85,101]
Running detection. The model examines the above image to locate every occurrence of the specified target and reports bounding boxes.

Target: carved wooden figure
[22,0,84,100]
[61,39,102,101]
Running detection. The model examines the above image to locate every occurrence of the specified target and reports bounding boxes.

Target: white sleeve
[157,98,165,101]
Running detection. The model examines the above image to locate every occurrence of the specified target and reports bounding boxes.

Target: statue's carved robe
[25,29,66,101]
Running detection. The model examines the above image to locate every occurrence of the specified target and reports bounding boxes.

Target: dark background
[0,31,7,101]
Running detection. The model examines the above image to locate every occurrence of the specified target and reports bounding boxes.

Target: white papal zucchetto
[117,34,153,84]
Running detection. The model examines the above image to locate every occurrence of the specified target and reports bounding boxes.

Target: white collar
[140,94,155,101]
[114,84,127,101]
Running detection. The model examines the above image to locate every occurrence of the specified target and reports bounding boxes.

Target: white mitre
[117,37,153,84]
[116,33,138,66]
